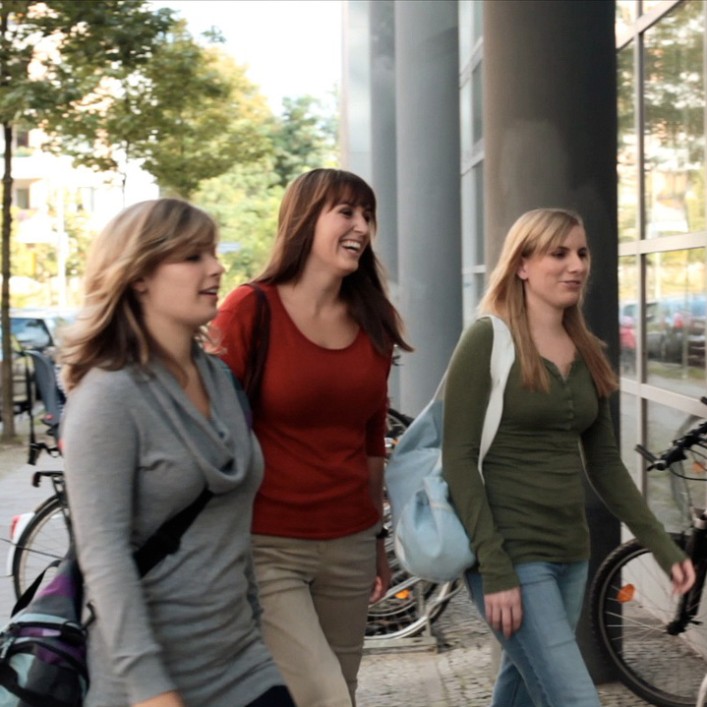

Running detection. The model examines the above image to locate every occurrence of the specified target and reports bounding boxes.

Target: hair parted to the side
[61,198,219,391]
[257,168,412,356]
[479,207,617,397]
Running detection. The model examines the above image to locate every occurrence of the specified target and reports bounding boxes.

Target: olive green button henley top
[442,318,685,595]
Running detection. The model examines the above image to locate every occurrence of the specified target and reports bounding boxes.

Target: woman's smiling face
[308,200,372,277]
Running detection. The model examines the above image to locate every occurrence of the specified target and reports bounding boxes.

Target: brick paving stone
[359,587,654,706]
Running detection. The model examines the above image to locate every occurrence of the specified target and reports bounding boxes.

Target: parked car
[646,295,706,364]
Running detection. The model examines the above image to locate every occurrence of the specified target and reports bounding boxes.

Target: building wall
[341,0,707,682]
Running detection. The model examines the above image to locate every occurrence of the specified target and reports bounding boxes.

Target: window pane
[644,1,706,239]
[460,78,472,166]
[646,398,706,532]
[472,0,483,45]
[619,255,639,378]
[616,1,636,44]
[645,248,707,392]
[472,62,483,144]
[473,163,484,263]
[618,44,638,242]
[458,0,473,66]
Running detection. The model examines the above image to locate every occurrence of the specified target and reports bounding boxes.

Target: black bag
[0,486,213,707]
[0,551,87,707]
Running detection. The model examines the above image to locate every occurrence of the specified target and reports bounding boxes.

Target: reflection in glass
[473,163,484,263]
[472,0,483,45]
[619,390,638,480]
[646,399,707,533]
[645,248,706,392]
[458,0,473,66]
[644,1,705,239]
[618,256,638,378]
[618,45,637,242]
[472,62,483,144]
[616,0,636,43]
[460,79,472,165]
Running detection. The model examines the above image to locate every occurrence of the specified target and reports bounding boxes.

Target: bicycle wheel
[366,531,460,639]
[591,533,707,707]
[12,494,71,599]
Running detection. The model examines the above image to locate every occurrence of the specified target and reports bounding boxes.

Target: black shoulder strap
[133,485,213,577]
[243,283,271,405]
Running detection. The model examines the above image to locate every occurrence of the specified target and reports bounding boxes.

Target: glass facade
[458,0,484,328]
[617,0,707,500]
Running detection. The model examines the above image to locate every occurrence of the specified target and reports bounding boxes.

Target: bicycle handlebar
[635,396,707,472]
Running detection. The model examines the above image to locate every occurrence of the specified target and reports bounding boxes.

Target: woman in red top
[212,169,411,707]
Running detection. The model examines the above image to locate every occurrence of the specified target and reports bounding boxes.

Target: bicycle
[7,349,71,599]
[590,398,707,707]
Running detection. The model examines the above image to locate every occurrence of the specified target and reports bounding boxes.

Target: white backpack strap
[478,316,515,477]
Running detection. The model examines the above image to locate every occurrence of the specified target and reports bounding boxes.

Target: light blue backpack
[385,316,515,583]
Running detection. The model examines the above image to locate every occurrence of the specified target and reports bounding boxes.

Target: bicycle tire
[591,533,707,707]
[12,494,72,599]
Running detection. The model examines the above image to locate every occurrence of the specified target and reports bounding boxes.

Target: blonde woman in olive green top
[442,208,694,707]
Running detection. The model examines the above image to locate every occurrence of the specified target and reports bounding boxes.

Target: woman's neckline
[271,284,362,352]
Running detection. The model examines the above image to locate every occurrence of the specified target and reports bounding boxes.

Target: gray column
[484,0,619,682]
[395,0,462,415]
[369,0,401,405]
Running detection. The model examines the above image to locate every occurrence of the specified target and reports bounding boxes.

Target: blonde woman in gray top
[60,199,294,707]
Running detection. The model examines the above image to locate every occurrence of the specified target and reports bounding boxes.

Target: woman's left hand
[671,558,696,594]
[370,540,391,603]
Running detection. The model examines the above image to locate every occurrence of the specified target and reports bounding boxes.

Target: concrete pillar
[369,0,401,406]
[395,0,462,415]
[484,0,619,682]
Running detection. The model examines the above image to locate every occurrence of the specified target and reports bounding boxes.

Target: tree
[0,0,172,437]
[51,20,272,200]
[193,92,340,292]
[195,160,282,292]
[271,94,339,187]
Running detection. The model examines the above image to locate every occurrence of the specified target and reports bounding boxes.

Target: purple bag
[0,549,87,706]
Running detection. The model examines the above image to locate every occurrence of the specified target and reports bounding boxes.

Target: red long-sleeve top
[212,284,391,539]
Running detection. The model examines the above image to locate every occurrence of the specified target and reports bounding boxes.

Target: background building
[342,0,707,680]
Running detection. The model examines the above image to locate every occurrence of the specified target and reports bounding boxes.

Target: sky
[150,0,343,112]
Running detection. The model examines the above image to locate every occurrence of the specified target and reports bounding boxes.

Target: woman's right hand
[485,586,523,638]
[133,691,185,707]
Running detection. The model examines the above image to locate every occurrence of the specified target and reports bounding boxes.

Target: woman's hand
[369,539,391,603]
[485,587,523,638]
[671,558,696,595]
[133,691,185,707]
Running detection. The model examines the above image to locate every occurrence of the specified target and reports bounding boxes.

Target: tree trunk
[2,121,14,438]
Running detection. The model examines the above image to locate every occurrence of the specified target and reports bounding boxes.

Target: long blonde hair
[479,207,617,396]
[61,198,218,391]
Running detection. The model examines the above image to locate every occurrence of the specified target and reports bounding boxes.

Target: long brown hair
[61,198,219,390]
[479,207,617,396]
[258,168,412,356]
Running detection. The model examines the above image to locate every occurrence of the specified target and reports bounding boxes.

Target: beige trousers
[252,527,377,707]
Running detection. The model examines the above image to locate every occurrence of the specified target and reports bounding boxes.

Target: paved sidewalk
[357,590,651,706]
[0,416,653,706]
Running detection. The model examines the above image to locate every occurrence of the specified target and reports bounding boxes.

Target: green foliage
[0,0,172,434]
[47,19,272,199]
[192,92,340,295]
[194,159,282,293]
[271,94,339,187]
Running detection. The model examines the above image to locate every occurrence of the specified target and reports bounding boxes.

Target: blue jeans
[466,561,601,707]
